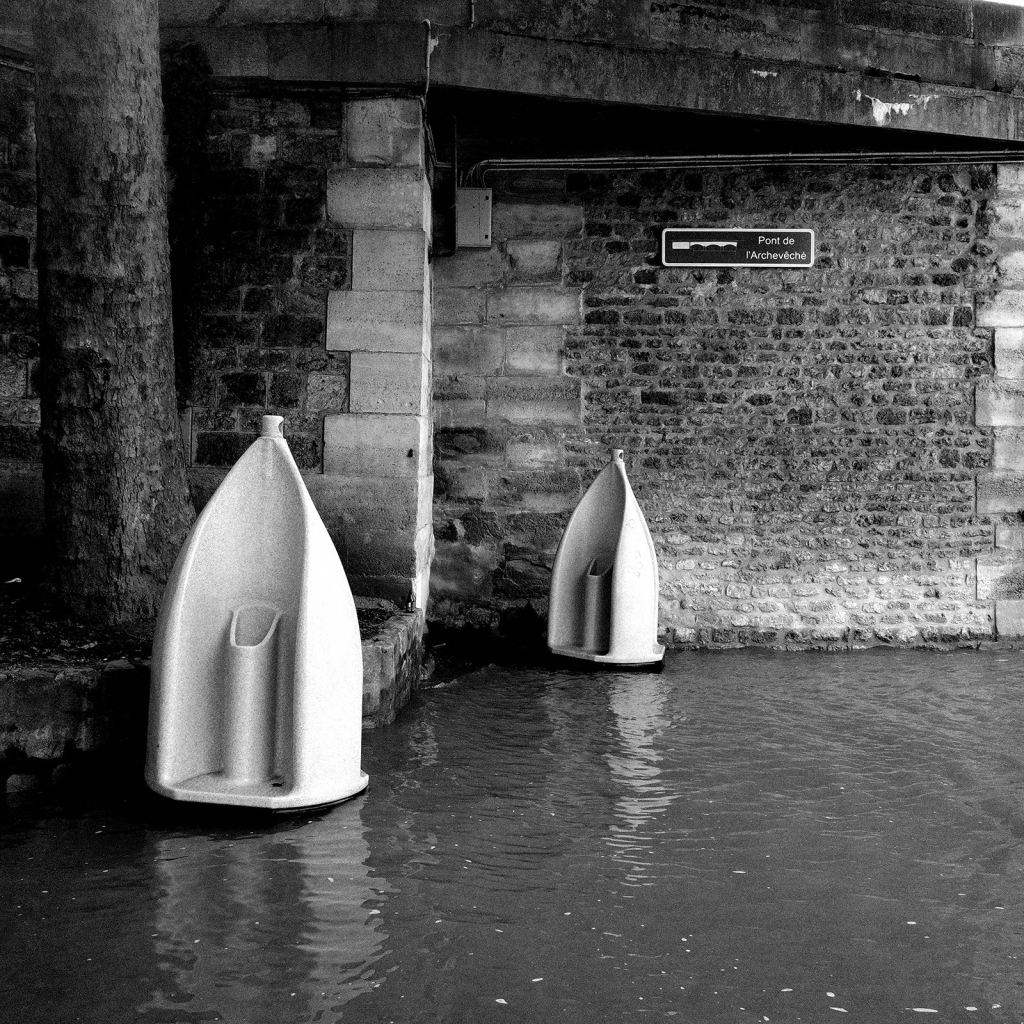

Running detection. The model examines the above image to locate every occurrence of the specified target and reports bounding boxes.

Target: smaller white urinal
[145,415,367,810]
[547,449,665,666]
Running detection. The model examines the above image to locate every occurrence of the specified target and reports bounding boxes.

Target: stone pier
[976,164,1024,638]
[323,98,433,610]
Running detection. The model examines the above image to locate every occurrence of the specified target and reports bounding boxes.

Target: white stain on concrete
[855,89,937,126]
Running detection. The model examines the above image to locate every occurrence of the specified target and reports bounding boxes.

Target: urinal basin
[145,416,368,810]
[548,449,664,666]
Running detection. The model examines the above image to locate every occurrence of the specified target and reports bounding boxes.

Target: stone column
[976,164,1024,637]
[322,98,432,609]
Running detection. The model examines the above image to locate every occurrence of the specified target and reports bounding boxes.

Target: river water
[3,649,1024,1023]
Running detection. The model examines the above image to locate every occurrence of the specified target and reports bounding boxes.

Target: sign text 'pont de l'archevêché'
[661,228,815,268]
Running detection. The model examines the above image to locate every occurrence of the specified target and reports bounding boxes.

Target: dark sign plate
[661,228,815,268]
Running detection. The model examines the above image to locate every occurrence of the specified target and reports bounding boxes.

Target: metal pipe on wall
[463,149,1024,186]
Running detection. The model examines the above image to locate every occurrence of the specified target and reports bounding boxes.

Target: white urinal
[145,415,368,810]
[547,449,665,666]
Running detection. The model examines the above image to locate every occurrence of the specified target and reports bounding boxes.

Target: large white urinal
[145,415,367,810]
[547,449,665,666]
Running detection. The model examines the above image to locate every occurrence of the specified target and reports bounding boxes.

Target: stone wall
[0,59,41,576]
[183,87,434,609]
[182,87,352,476]
[431,196,586,631]
[432,163,1002,648]
[0,66,435,610]
[975,164,1024,638]
[322,97,433,609]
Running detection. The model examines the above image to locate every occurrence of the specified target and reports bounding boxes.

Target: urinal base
[549,643,665,666]
[148,770,369,810]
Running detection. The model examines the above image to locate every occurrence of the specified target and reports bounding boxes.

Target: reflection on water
[3,649,1024,1022]
[139,804,386,1022]
[604,675,677,887]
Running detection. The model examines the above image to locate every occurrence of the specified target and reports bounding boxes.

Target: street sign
[661,228,814,268]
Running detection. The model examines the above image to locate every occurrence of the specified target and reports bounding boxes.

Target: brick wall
[183,89,351,479]
[0,60,41,574]
[0,62,38,457]
[432,163,1001,648]
[432,192,585,631]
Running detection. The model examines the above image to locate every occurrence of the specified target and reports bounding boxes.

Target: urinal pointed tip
[261,415,285,438]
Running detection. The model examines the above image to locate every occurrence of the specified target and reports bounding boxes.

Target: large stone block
[433,287,487,326]
[996,523,1024,550]
[435,460,490,500]
[978,290,1024,328]
[432,248,505,288]
[344,523,432,608]
[976,378,1024,427]
[350,351,430,415]
[433,326,505,375]
[491,202,584,239]
[978,552,1024,600]
[308,473,433,533]
[506,439,565,468]
[996,248,1024,285]
[267,23,332,78]
[505,325,564,374]
[434,374,486,401]
[351,229,427,291]
[433,397,487,428]
[326,289,429,354]
[345,97,423,168]
[993,429,1024,471]
[486,375,582,424]
[989,199,1024,239]
[344,527,424,577]
[996,599,1024,638]
[996,327,1024,378]
[178,26,271,77]
[327,166,430,230]
[997,163,1024,191]
[486,286,581,326]
[323,412,430,477]
[506,239,563,282]
[978,470,1024,513]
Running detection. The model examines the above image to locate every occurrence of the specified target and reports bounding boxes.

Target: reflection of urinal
[548,449,665,665]
[606,675,675,831]
[145,415,368,810]
[605,675,676,889]
[140,804,388,1020]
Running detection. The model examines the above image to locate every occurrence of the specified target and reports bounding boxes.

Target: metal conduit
[463,149,1024,186]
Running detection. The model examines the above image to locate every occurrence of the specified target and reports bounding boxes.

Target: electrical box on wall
[456,188,492,248]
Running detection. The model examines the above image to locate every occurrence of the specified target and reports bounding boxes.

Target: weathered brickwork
[0,62,38,462]
[433,164,1001,647]
[0,62,41,574]
[431,195,585,629]
[184,90,351,471]
[0,81,354,477]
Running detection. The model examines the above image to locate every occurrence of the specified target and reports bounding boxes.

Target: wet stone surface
[0,578,398,667]
[3,648,1024,1022]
